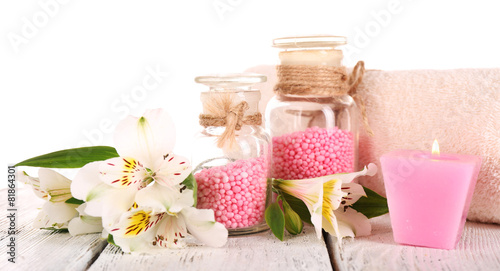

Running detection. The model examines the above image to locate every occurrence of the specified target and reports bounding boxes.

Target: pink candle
[380,143,481,249]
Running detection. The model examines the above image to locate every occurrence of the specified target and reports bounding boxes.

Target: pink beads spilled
[195,157,268,230]
[272,126,354,180]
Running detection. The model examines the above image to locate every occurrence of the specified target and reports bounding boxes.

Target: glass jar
[266,35,359,180]
[192,73,271,235]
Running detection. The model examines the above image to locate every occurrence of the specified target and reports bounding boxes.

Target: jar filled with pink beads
[266,35,370,180]
[192,73,271,235]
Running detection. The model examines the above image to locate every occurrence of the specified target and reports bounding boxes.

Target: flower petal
[320,178,347,241]
[310,200,324,239]
[154,215,188,248]
[334,163,378,184]
[341,183,366,206]
[113,233,156,254]
[80,183,114,217]
[134,184,173,213]
[322,214,342,240]
[72,162,107,201]
[334,207,371,237]
[19,172,47,199]
[68,216,103,236]
[99,157,148,188]
[33,210,69,230]
[182,207,228,247]
[41,201,78,225]
[68,203,103,236]
[323,178,346,212]
[109,208,163,241]
[323,207,371,243]
[274,178,323,210]
[72,162,116,218]
[98,187,139,229]
[135,183,194,214]
[274,178,324,238]
[153,154,192,188]
[113,109,176,168]
[38,168,72,191]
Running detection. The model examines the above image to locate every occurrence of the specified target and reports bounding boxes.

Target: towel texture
[248,65,500,224]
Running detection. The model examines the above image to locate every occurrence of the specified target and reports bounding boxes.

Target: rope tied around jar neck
[199,93,262,149]
[274,60,374,136]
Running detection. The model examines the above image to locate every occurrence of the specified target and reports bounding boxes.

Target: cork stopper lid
[273,35,347,50]
[195,73,267,91]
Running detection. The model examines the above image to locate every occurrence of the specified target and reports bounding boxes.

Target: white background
[2,0,499,182]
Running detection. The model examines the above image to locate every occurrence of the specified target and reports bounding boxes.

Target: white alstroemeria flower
[109,183,228,253]
[102,108,190,188]
[273,164,378,241]
[20,168,78,230]
[18,170,48,200]
[20,169,102,234]
[71,109,192,229]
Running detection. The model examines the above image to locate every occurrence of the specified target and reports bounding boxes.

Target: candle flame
[432,139,440,155]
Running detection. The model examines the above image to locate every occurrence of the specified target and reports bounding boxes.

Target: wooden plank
[326,214,500,271]
[0,188,107,271]
[89,225,333,271]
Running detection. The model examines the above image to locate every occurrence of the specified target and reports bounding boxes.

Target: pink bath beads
[195,157,269,230]
[271,126,354,180]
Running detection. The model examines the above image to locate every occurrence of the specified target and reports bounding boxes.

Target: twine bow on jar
[199,93,262,149]
[347,61,373,136]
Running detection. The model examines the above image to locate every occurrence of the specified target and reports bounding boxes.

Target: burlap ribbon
[274,61,373,136]
[199,93,262,149]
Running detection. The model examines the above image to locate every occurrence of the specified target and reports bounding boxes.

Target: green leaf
[41,227,69,232]
[15,146,120,168]
[265,201,285,241]
[65,197,85,205]
[282,198,303,235]
[351,186,389,218]
[281,192,311,224]
[182,173,198,207]
[107,234,117,246]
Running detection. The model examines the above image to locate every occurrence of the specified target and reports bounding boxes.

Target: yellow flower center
[124,210,151,236]
[322,179,344,225]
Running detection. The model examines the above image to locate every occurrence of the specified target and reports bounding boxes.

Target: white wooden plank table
[89,225,331,271]
[3,188,500,271]
[326,214,500,271]
[0,188,108,271]
[0,188,332,271]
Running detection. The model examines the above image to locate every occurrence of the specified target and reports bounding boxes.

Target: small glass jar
[192,73,271,235]
[266,35,359,180]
